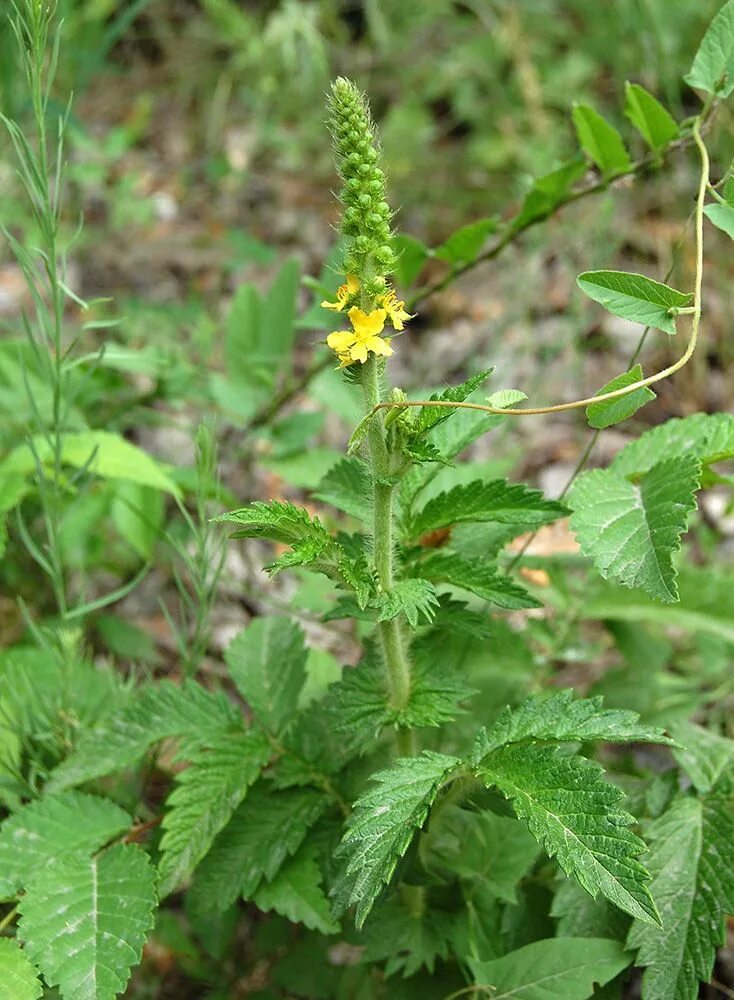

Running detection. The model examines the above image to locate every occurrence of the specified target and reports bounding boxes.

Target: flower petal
[349,306,386,337]
[366,336,394,357]
[346,274,360,294]
[351,342,369,363]
[327,331,355,351]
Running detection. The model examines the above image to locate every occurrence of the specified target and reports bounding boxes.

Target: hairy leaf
[412,369,495,438]
[0,791,131,897]
[628,781,734,999]
[685,0,734,97]
[216,499,333,552]
[408,479,565,541]
[158,727,272,897]
[624,82,678,151]
[48,680,240,791]
[333,752,461,927]
[412,551,540,609]
[225,617,307,735]
[611,412,734,477]
[586,365,656,429]
[377,579,440,628]
[568,455,701,602]
[478,743,659,924]
[552,878,630,940]
[469,937,631,999]
[19,844,157,1000]
[577,270,692,334]
[669,720,734,794]
[0,940,43,1000]
[572,103,632,176]
[362,897,454,977]
[314,458,372,522]
[254,843,339,935]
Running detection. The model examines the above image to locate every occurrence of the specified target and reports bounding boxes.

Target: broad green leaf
[473,690,672,762]
[586,365,656,429]
[511,158,587,230]
[0,791,131,897]
[669,720,734,793]
[572,104,632,176]
[478,743,659,924]
[628,782,734,999]
[552,879,630,940]
[48,680,240,791]
[224,617,307,735]
[568,455,701,602]
[577,271,692,335]
[624,83,678,151]
[254,843,339,934]
[486,388,528,409]
[314,457,372,521]
[684,0,734,97]
[189,784,328,912]
[111,480,164,560]
[158,727,272,897]
[392,233,429,287]
[412,551,541,609]
[433,217,497,265]
[333,752,461,928]
[407,479,566,541]
[611,412,734,477]
[0,940,43,1000]
[703,200,734,239]
[361,896,454,977]
[2,431,179,495]
[19,844,157,1000]
[469,937,631,1000]
[377,579,440,628]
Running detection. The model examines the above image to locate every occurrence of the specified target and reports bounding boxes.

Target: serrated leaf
[0,791,131,897]
[314,458,372,521]
[0,940,43,1000]
[469,937,631,999]
[225,617,307,735]
[552,878,631,940]
[19,844,157,1000]
[569,456,700,602]
[254,843,339,934]
[408,479,565,541]
[433,217,497,265]
[511,158,587,230]
[628,781,734,1000]
[478,743,659,924]
[412,551,540,609]
[377,579,440,628]
[684,0,734,97]
[411,368,495,439]
[158,727,272,897]
[577,270,692,335]
[611,412,734,477]
[669,720,734,793]
[624,83,679,151]
[473,690,672,762]
[403,438,452,466]
[216,500,334,558]
[586,365,656,429]
[48,680,240,791]
[703,200,734,239]
[333,752,461,928]
[362,896,454,977]
[189,784,328,912]
[572,103,632,176]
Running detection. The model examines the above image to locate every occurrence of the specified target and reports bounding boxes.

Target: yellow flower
[379,289,413,331]
[321,274,360,312]
[326,306,394,365]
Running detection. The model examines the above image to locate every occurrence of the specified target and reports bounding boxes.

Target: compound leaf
[412,551,540,609]
[19,844,157,1000]
[577,271,692,335]
[568,455,701,603]
[377,579,440,628]
[253,843,339,935]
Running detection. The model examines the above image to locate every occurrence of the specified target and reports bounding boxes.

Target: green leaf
[254,843,339,934]
[333,752,461,928]
[216,500,334,563]
[610,412,734,477]
[314,458,372,522]
[48,680,240,791]
[478,743,659,924]
[412,368,495,438]
[568,455,701,602]
[684,0,734,97]
[669,720,734,793]
[408,479,566,541]
[377,579,440,628]
[224,617,307,735]
[433,217,498,265]
[158,727,272,897]
[628,781,734,1000]
[511,158,587,230]
[189,784,328,912]
[0,791,131,897]
[2,431,179,495]
[19,843,157,1000]
[473,690,672,762]
[361,897,454,977]
[624,83,679,151]
[412,551,541,609]
[0,940,43,1000]
[552,879,631,940]
[469,937,631,1000]
[393,233,429,287]
[572,103,632,176]
[577,271,692,335]
[486,388,528,409]
[703,200,734,239]
[586,365,656,429]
